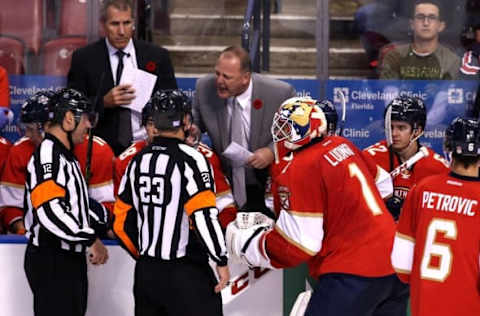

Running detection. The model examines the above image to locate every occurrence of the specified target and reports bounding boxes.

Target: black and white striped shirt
[24,134,97,253]
[114,137,228,266]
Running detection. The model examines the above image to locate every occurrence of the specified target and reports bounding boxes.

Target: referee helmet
[52,88,97,128]
[148,89,192,130]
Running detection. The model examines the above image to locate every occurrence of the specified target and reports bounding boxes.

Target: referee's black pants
[24,243,88,316]
[134,256,223,316]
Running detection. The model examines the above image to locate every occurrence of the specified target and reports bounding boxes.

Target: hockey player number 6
[348,163,383,216]
[420,218,457,282]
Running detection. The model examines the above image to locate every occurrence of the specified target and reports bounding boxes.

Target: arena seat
[41,36,87,76]
[59,0,88,36]
[0,0,43,54]
[0,36,25,74]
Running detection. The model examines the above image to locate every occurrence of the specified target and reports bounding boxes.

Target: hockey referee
[23,88,109,316]
[113,89,230,316]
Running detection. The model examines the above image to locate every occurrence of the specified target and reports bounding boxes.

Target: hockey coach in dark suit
[67,0,177,155]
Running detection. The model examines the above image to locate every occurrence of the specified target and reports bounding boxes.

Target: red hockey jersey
[364,140,449,202]
[0,136,12,233]
[392,173,480,316]
[0,136,11,175]
[74,135,115,212]
[114,141,236,228]
[0,135,114,230]
[265,136,396,278]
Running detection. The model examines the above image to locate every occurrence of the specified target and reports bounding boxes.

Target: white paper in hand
[119,67,157,113]
[222,141,253,167]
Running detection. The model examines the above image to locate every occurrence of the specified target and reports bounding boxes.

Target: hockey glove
[89,198,109,238]
[386,196,404,221]
[225,212,274,268]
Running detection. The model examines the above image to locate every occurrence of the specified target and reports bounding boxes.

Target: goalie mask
[384,96,426,146]
[444,117,480,157]
[271,96,327,151]
[149,89,192,130]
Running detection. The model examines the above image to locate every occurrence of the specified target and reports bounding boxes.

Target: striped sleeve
[460,51,480,76]
[113,159,139,259]
[360,147,393,199]
[28,141,96,244]
[391,184,418,283]
[181,144,228,266]
[266,209,324,268]
[0,147,28,209]
[85,137,115,204]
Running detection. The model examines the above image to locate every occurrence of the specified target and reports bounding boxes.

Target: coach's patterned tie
[230,97,247,208]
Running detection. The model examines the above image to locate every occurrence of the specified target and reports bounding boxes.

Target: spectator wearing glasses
[379,0,460,80]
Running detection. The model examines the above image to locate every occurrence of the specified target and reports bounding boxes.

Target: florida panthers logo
[277,185,291,211]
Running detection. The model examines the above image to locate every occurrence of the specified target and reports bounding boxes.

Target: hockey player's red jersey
[270,140,392,217]
[0,137,34,230]
[0,136,12,233]
[114,141,236,228]
[73,135,115,212]
[364,140,449,202]
[265,136,396,278]
[114,140,148,196]
[392,173,480,316]
[0,135,114,230]
[0,136,11,174]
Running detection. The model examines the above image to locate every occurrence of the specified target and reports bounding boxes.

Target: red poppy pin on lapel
[253,98,263,109]
[145,61,157,72]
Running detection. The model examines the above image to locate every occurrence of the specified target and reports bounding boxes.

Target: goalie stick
[390,146,429,178]
[289,290,312,316]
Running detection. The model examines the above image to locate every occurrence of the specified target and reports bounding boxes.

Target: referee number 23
[139,175,165,205]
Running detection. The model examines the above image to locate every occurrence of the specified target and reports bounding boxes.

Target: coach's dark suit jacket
[67,39,177,155]
[193,73,295,205]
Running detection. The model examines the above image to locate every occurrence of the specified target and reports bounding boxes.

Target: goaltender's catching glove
[225,212,274,268]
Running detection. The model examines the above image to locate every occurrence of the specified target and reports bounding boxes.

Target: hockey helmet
[52,88,97,127]
[20,90,57,124]
[384,96,427,130]
[316,99,338,136]
[148,89,192,130]
[444,117,480,157]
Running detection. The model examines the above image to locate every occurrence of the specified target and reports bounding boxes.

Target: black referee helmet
[52,88,97,127]
[148,89,192,131]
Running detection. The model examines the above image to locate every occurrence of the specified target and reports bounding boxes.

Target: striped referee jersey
[24,134,97,253]
[114,137,228,266]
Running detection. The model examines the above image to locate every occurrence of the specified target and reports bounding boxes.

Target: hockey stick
[337,89,346,136]
[289,290,312,316]
[390,146,429,178]
[85,72,105,185]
